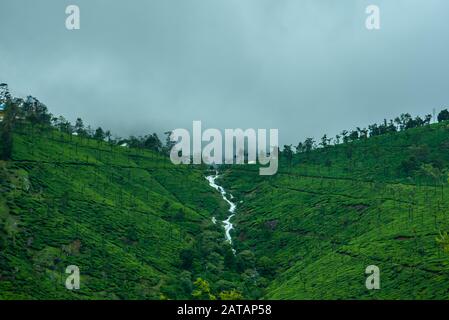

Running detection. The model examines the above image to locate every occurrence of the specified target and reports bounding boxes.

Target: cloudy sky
[1,0,448,145]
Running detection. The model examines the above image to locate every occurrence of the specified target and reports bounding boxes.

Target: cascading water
[206,171,238,249]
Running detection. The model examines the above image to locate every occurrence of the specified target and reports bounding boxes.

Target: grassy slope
[222,122,449,299]
[0,125,234,299]
[3,121,449,299]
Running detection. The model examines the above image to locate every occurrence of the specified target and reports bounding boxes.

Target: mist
[1,0,448,145]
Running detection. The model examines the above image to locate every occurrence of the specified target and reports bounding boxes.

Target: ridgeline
[2,85,449,299]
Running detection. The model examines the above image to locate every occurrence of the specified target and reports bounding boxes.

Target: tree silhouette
[437,109,449,122]
[74,118,85,136]
[94,127,105,141]
[0,100,19,159]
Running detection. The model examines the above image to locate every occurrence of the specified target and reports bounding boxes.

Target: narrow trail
[206,171,238,251]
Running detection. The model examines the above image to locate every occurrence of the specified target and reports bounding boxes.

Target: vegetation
[2,82,449,299]
[0,86,265,299]
[222,115,449,299]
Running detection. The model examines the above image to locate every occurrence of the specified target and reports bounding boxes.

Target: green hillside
[2,93,449,299]
[221,121,449,299]
[0,123,261,299]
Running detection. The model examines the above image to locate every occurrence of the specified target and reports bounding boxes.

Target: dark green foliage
[94,127,105,141]
[74,118,85,136]
[438,109,449,122]
[0,126,13,160]
[180,248,194,270]
[0,101,19,160]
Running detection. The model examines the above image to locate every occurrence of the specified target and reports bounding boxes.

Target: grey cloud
[1,0,448,145]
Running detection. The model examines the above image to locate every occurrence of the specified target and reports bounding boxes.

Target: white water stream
[206,171,237,247]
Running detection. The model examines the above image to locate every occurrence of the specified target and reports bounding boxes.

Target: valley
[2,108,449,299]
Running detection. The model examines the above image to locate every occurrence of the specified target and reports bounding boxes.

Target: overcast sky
[1,0,448,145]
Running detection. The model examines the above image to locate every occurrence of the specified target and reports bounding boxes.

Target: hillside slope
[3,116,449,299]
[0,124,247,299]
[222,121,449,299]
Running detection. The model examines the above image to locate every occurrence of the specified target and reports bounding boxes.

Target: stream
[206,171,237,249]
